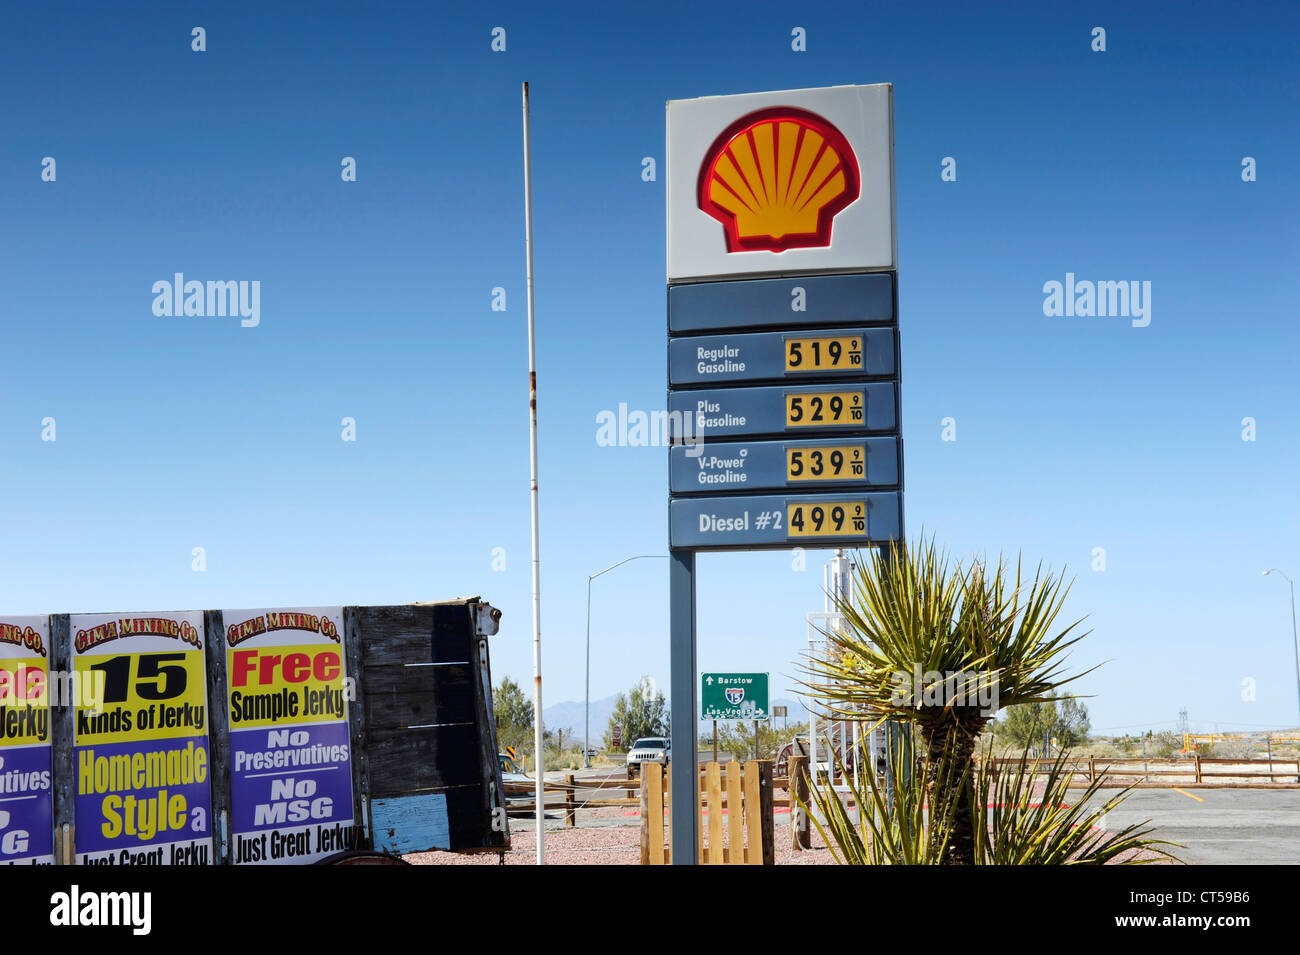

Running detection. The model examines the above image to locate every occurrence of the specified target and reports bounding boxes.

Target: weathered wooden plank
[639,768,651,864]
[662,764,671,863]
[758,760,775,866]
[705,762,723,864]
[442,785,497,851]
[352,603,472,667]
[371,793,451,854]
[469,617,509,848]
[361,663,476,730]
[49,615,73,866]
[743,761,762,865]
[202,610,233,864]
[789,754,810,850]
[646,763,664,865]
[344,606,373,849]
[726,762,744,864]
[365,723,482,795]
[350,599,508,851]
[432,602,476,659]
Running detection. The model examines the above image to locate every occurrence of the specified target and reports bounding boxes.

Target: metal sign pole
[521,80,545,866]
[669,549,699,864]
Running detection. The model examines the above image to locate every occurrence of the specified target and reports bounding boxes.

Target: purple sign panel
[229,721,355,864]
[73,737,212,864]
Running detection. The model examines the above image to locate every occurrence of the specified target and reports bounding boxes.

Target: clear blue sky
[2,1,1297,736]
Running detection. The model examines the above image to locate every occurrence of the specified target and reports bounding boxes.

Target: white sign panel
[667,84,895,283]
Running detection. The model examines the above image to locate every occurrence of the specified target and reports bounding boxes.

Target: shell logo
[697,107,860,254]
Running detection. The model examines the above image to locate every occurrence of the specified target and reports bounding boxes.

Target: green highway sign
[701,672,769,720]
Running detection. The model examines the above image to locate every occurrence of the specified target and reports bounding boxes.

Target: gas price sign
[667,85,903,552]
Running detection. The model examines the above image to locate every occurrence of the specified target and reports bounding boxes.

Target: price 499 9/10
[786,501,866,538]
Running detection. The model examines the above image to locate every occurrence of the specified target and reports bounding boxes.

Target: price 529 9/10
[785,391,863,428]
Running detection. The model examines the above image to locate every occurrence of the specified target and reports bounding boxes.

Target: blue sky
[2,1,1297,736]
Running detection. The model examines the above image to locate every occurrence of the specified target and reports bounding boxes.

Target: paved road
[1080,788,1300,864]
[511,774,1300,862]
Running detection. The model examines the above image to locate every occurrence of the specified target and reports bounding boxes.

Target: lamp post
[1263,569,1300,727]
[586,555,667,768]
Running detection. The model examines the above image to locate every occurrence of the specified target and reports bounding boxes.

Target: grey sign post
[667,84,901,865]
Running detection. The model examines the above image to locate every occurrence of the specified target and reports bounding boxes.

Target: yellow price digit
[785,336,862,372]
[786,445,866,482]
[786,501,867,538]
[785,391,863,427]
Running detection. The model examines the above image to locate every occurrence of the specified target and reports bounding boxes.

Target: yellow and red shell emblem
[698,107,860,253]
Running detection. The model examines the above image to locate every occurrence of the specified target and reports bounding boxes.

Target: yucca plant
[802,739,1180,865]
[801,538,1098,864]
[974,746,1180,864]
[804,729,958,865]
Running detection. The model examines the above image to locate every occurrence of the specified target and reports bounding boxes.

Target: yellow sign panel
[786,444,866,482]
[784,336,862,372]
[74,652,208,745]
[786,500,867,538]
[226,643,347,728]
[785,391,863,427]
[0,658,49,747]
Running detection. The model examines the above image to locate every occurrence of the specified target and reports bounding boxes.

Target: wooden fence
[639,761,775,864]
[982,755,1300,788]
[508,753,1300,862]
[518,767,797,828]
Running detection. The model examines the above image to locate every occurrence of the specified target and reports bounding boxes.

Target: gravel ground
[405,807,840,865]
[403,793,1173,865]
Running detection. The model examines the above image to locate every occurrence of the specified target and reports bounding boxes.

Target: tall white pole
[522,80,545,865]
[585,576,592,769]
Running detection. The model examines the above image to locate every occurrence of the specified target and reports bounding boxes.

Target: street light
[586,555,668,768]
[1262,569,1300,727]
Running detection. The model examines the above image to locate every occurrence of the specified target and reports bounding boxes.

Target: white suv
[626,737,671,775]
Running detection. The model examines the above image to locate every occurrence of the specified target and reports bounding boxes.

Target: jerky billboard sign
[0,599,507,863]
[223,607,357,864]
[0,616,54,864]
[70,612,213,865]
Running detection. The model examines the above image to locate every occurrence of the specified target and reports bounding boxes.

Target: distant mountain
[542,694,620,743]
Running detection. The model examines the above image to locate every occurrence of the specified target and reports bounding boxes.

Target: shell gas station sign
[666,84,903,551]
[667,84,896,283]
[665,84,904,864]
